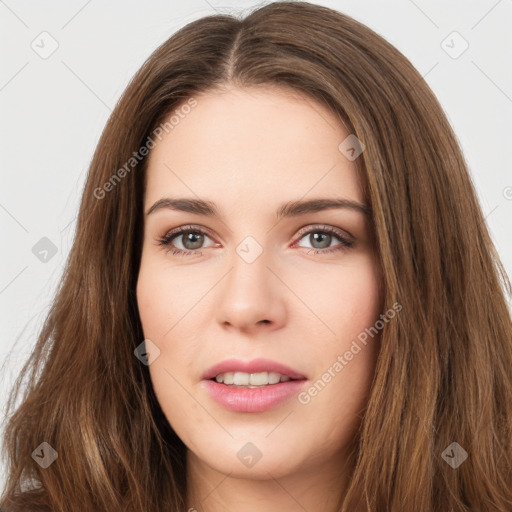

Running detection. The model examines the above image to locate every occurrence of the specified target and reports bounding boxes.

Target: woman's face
[137,85,383,480]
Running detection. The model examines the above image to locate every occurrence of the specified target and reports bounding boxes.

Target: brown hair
[1,1,511,510]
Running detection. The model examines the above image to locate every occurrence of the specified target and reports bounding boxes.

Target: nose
[215,248,287,335]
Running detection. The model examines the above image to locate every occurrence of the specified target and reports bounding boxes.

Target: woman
[1,1,511,511]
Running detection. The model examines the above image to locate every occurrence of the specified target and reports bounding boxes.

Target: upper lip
[202,358,307,381]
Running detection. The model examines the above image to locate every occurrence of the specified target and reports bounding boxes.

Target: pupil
[311,233,330,249]
[181,232,331,251]
[184,232,203,250]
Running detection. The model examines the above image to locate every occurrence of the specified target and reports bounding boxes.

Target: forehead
[144,86,364,213]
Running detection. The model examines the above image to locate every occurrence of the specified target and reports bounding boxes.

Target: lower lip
[202,379,307,412]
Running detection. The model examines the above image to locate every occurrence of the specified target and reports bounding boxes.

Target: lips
[203,378,306,412]
[201,358,307,382]
[201,358,308,412]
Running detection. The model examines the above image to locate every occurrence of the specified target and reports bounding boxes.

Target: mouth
[211,371,299,388]
[201,357,307,383]
[201,358,308,412]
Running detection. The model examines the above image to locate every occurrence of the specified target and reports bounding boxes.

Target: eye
[156,225,217,256]
[293,225,354,255]
[156,224,354,257]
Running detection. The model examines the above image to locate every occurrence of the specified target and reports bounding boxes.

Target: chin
[188,439,306,479]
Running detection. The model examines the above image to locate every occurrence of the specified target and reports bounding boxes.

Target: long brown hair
[1,2,511,510]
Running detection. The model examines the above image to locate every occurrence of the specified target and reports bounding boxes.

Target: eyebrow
[146,197,370,220]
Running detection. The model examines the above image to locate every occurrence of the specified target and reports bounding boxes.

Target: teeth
[268,372,281,384]
[249,371,267,385]
[214,371,292,386]
[234,371,249,385]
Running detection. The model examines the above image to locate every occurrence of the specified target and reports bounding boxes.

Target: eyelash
[156,224,354,257]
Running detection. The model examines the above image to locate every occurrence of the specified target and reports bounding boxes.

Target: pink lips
[201,358,307,381]
[201,358,308,413]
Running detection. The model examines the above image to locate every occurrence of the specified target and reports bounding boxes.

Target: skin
[136,85,383,512]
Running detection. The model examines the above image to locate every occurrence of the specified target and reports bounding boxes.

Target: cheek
[136,258,201,392]
[335,253,383,375]
[136,256,179,338]
[304,251,383,346]
[350,251,382,321]
[136,262,203,441]
[298,253,382,423]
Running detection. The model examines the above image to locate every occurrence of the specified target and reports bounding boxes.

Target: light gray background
[1,0,511,487]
